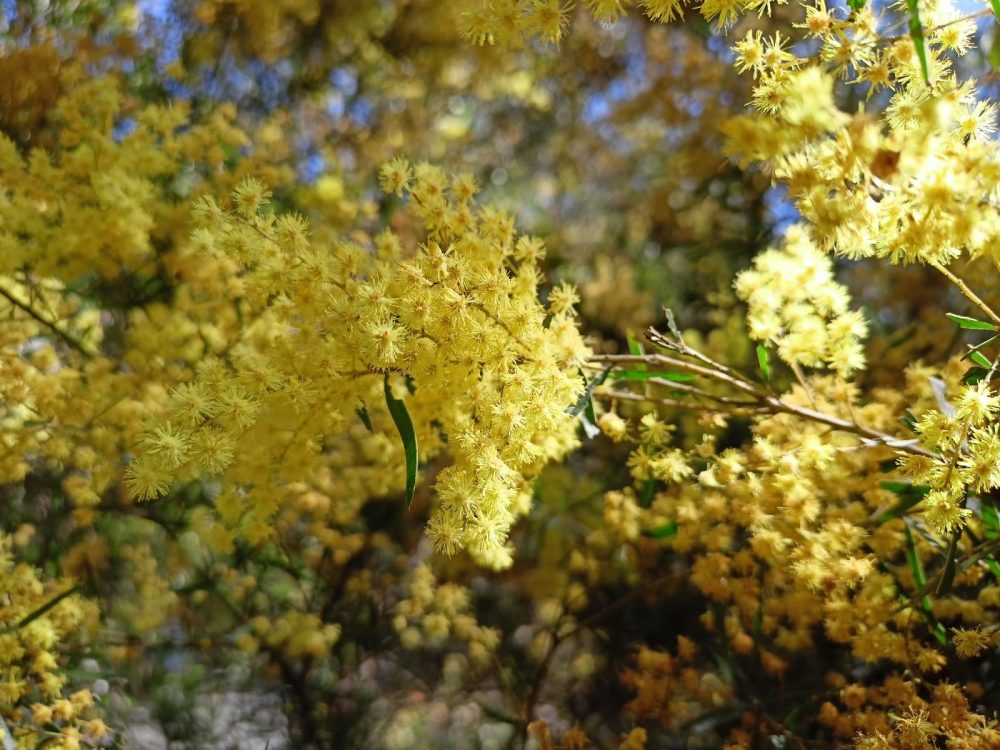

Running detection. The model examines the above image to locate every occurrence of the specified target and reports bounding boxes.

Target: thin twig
[931,262,1000,327]
[0,586,80,635]
[0,285,93,357]
[588,350,936,457]
[593,387,767,415]
[880,8,991,43]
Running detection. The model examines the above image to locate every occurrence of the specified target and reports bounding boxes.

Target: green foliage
[384,374,418,509]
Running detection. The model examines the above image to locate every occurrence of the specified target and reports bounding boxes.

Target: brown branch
[588,337,937,459]
[593,387,768,415]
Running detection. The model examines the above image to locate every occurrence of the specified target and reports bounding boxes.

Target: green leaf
[962,367,990,386]
[877,481,930,524]
[355,405,374,432]
[846,0,866,10]
[756,344,771,382]
[568,366,612,418]
[982,502,1000,540]
[933,532,960,597]
[639,477,657,507]
[626,329,645,357]
[904,525,948,645]
[384,374,418,508]
[904,525,927,587]
[612,370,696,383]
[881,480,928,494]
[784,706,802,731]
[933,621,949,644]
[990,29,1000,70]
[962,334,1000,361]
[971,350,992,368]
[644,521,678,539]
[904,0,930,85]
[992,0,1000,21]
[946,313,998,331]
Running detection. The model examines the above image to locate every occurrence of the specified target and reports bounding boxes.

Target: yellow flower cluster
[458,0,789,46]
[392,564,499,665]
[10,0,1000,744]
[0,71,273,531]
[620,640,732,729]
[128,161,589,567]
[186,0,394,65]
[734,226,867,377]
[823,678,1000,748]
[244,613,342,661]
[588,357,1000,744]
[901,378,1000,534]
[724,0,1000,267]
[0,535,103,750]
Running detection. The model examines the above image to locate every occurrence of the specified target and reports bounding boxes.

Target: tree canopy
[4,0,1000,748]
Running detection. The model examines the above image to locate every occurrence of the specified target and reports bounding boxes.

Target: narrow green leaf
[756,344,771,382]
[933,622,948,644]
[982,502,999,540]
[880,481,930,496]
[946,312,998,331]
[879,495,928,523]
[568,366,611,417]
[784,707,801,731]
[846,0,866,10]
[963,367,990,386]
[962,334,1000,361]
[612,370,696,383]
[933,532,960,597]
[877,482,930,524]
[904,0,930,85]
[626,329,645,357]
[639,477,657,507]
[625,330,646,376]
[971,350,992,368]
[963,525,1000,581]
[355,405,374,432]
[991,0,1000,21]
[384,374,418,508]
[990,29,1000,70]
[904,525,928,588]
[904,525,948,644]
[644,521,678,539]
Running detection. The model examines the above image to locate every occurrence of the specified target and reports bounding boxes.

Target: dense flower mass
[735,227,868,376]
[128,164,589,567]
